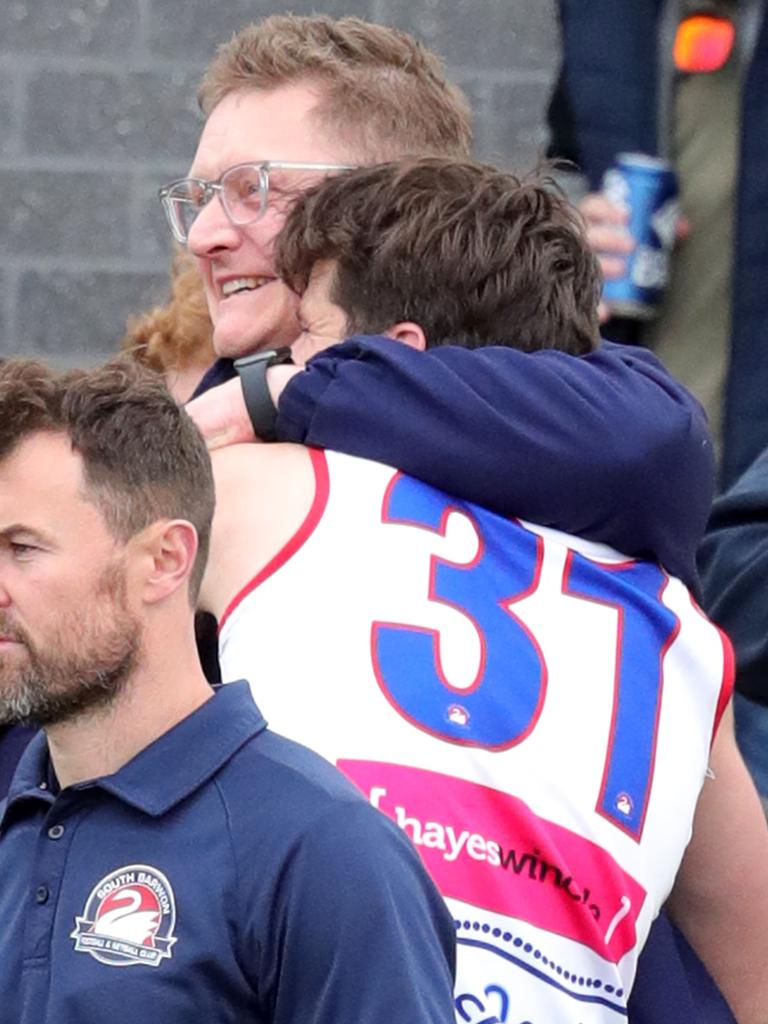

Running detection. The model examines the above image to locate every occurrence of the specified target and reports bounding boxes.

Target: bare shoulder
[201,443,319,618]
[210,442,313,494]
[668,700,768,1022]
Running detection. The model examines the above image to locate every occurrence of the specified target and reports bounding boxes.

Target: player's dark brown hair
[0,358,214,602]
[199,14,472,162]
[276,157,602,355]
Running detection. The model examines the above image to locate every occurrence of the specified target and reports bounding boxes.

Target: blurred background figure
[547,0,768,486]
[121,250,214,403]
[700,445,768,813]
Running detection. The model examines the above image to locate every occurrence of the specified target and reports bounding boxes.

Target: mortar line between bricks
[0,157,187,174]
[5,258,170,274]
[0,54,204,75]
[0,55,553,83]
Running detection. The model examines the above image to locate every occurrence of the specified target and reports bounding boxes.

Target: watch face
[272,346,294,364]
[236,347,293,368]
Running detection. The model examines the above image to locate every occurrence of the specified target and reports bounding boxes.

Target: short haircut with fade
[276,157,603,356]
[198,14,472,162]
[0,358,215,602]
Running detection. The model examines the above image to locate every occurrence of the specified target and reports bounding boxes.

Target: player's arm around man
[667,703,768,1024]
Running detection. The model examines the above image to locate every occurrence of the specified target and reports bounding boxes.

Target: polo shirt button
[35,885,49,904]
[47,824,65,840]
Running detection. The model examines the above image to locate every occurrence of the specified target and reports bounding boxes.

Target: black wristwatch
[234,347,294,442]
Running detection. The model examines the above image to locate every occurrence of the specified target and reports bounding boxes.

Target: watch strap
[234,347,293,442]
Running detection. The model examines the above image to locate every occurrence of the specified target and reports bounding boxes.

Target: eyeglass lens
[161,162,351,244]
[219,164,269,226]
[163,164,269,243]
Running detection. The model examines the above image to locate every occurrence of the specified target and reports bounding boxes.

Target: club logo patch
[71,864,177,967]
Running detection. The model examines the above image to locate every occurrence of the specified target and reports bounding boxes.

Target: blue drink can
[601,153,678,319]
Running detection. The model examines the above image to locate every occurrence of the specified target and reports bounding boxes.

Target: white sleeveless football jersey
[218,448,732,1024]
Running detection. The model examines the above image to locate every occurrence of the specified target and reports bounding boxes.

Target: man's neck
[45,644,213,790]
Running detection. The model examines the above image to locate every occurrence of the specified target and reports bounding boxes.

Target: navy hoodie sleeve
[276,336,714,589]
[699,446,768,706]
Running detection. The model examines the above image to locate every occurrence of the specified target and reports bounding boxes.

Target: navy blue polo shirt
[0,682,455,1023]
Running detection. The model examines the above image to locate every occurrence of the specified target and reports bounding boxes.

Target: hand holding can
[599,153,679,320]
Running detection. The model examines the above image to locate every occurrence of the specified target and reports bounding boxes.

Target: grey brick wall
[0,0,559,365]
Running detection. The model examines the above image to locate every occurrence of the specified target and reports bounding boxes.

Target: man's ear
[384,321,427,351]
[133,520,198,606]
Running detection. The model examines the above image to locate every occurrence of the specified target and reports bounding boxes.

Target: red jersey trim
[218,447,330,634]
[712,625,736,743]
[686,591,735,745]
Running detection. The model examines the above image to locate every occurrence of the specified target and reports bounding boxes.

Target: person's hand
[579,194,634,322]
[186,377,257,450]
[185,365,303,449]
[580,193,635,276]
[266,363,302,406]
[580,193,690,322]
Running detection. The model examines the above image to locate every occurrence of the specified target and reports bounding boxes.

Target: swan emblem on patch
[71,864,177,967]
[447,704,470,727]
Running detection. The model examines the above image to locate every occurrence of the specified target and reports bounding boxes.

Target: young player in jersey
[194,158,768,1024]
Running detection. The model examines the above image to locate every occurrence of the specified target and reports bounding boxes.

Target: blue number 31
[371,475,678,840]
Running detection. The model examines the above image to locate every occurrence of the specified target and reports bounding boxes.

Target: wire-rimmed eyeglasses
[158,160,353,245]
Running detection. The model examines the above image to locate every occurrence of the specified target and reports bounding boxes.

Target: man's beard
[0,562,142,728]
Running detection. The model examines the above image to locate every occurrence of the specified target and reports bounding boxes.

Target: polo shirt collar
[2,730,52,816]
[2,681,265,821]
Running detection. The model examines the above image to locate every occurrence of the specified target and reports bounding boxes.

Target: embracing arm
[667,704,768,1024]
[276,337,714,587]
[186,337,714,587]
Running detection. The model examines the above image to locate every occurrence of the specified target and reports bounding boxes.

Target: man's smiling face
[186,84,355,359]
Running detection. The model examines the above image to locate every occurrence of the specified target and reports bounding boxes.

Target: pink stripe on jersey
[712,625,735,740]
[339,759,647,964]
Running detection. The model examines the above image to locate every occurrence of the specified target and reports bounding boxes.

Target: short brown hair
[0,358,214,601]
[276,158,602,355]
[122,250,214,376]
[199,14,472,162]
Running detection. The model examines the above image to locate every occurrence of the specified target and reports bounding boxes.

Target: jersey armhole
[218,448,330,633]
[711,625,736,746]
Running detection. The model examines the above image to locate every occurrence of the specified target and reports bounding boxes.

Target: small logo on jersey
[71,864,177,967]
[615,793,633,817]
[447,704,470,727]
